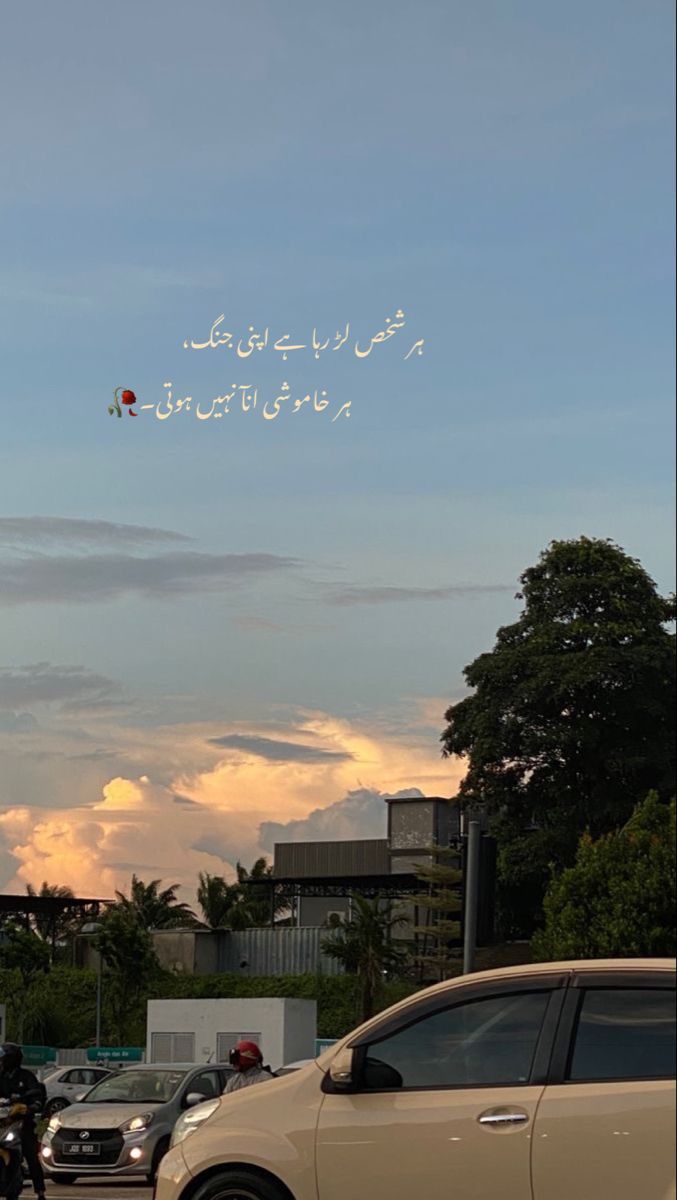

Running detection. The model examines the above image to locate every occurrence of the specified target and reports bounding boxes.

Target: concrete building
[146,997,316,1070]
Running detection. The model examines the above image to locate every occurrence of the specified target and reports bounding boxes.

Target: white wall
[146,998,317,1071]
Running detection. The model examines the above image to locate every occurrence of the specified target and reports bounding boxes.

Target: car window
[188,1071,221,1099]
[568,988,676,1082]
[361,990,550,1090]
[84,1069,187,1103]
[62,1070,82,1085]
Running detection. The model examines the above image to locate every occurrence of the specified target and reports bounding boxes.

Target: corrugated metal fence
[218,927,343,976]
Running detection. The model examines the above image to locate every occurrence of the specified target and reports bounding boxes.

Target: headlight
[170,1099,220,1147]
[119,1112,155,1134]
[47,1116,62,1134]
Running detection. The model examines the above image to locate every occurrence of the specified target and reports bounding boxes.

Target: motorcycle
[0,1099,30,1200]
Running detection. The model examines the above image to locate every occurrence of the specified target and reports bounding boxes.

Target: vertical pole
[463,821,481,975]
[95,950,102,1049]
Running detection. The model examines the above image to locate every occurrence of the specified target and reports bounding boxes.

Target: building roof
[383,794,456,804]
[273,838,390,879]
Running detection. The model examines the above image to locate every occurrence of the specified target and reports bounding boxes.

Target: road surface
[29,1182,152,1200]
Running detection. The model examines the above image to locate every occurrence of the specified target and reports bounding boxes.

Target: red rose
[121,389,136,405]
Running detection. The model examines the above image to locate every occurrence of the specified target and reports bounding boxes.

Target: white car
[42,1067,112,1118]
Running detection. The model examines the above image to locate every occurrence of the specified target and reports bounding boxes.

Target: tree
[533,793,676,961]
[321,896,409,1023]
[25,881,76,957]
[197,860,285,930]
[441,537,676,934]
[0,924,51,1041]
[115,875,197,929]
[94,907,160,1044]
[413,845,463,982]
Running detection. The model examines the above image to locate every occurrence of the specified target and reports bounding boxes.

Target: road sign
[20,1045,58,1067]
[86,1046,143,1063]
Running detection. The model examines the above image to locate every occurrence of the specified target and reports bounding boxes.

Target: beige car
[156,958,676,1200]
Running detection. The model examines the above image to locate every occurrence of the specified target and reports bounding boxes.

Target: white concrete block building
[146,997,316,1071]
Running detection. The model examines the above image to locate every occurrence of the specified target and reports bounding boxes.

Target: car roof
[111,1063,232,1071]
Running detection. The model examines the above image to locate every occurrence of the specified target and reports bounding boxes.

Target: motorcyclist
[0,1044,46,1200]
[223,1041,274,1094]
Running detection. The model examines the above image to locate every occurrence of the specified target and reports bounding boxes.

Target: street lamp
[81,922,104,1050]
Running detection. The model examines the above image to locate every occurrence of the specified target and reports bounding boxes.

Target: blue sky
[0,1,674,897]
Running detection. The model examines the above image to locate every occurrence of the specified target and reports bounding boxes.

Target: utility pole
[463,820,481,974]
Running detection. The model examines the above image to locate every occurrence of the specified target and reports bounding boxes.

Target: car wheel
[191,1171,288,1200]
[147,1137,171,1185]
[44,1097,69,1118]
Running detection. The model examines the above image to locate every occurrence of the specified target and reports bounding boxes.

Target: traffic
[2,958,674,1200]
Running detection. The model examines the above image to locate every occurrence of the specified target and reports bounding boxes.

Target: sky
[0,1,674,903]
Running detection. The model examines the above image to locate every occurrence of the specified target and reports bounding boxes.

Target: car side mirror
[184,1092,207,1108]
[328,1047,356,1091]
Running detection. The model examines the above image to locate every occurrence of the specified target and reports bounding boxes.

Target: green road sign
[86,1046,144,1063]
[20,1046,58,1067]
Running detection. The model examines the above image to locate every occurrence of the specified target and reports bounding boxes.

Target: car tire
[191,1170,288,1200]
[43,1097,69,1119]
[147,1137,171,1185]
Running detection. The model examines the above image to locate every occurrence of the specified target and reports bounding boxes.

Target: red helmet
[229,1041,263,1071]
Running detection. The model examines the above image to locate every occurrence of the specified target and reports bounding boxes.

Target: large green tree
[441,537,675,935]
[533,793,676,960]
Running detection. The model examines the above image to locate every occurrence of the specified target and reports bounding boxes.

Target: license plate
[64,1144,101,1156]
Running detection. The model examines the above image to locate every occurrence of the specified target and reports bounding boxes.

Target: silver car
[40,1062,233,1185]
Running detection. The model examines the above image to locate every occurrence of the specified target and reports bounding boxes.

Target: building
[273,794,462,928]
[146,997,316,1070]
[150,794,495,977]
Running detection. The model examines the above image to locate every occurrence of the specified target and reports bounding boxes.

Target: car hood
[56,1102,162,1128]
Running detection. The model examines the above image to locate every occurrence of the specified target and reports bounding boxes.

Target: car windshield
[83,1069,187,1104]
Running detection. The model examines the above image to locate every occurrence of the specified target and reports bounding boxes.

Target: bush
[0,968,419,1047]
[532,793,676,961]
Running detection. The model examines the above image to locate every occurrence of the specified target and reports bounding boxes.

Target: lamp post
[81,922,104,1050]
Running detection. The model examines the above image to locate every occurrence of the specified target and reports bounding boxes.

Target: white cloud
[0,708,466,902]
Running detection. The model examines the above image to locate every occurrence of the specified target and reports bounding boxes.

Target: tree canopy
[441,537,676,934]
[114,874,197,930]
[532,793,676,960]
[197,859,284,930]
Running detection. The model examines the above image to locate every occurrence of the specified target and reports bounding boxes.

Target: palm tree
[196,873,242,930]
[321,895,410,1022]
[114,875,197,929]
[197,860,286,930]
[25,882,77,956]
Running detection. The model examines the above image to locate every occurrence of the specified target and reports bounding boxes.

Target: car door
[531,969,676,1200]
[183,1069,223,1104]
[316,975,566,1200]
[59,1069,85,1102]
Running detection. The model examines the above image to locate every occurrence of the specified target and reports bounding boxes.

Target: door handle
[478,1111,529,1127]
